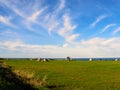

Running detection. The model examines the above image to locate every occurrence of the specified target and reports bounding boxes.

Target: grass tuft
[40,75,47,86]
[13,70,47,87]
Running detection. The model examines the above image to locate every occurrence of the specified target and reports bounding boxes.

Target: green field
[1,60,120,90]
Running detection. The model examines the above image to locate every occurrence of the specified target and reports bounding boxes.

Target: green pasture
[1,60,120,90]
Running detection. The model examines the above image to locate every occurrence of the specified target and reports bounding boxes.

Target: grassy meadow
[1,60,120,90]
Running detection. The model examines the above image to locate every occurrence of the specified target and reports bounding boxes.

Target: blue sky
[0,0,120,58]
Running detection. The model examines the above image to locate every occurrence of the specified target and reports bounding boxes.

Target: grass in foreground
[1,60,120,90]
[0,61,37,90]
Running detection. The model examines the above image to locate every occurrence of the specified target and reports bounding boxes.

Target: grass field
[1,60,120,90]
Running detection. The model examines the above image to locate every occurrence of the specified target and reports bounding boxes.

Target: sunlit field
[1,60,120,90]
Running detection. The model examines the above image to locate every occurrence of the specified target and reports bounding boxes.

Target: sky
[0,0,120,58]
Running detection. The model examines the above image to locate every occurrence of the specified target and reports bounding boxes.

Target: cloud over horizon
[0,37,120,58]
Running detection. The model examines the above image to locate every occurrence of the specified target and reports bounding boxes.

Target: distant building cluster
[30,58,49,62]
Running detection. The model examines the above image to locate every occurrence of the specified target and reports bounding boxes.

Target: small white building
[115,59,118,61]
[89,58,92,61]
[30,58,33,60]
[43,58,49,62]
[43,58,46,62]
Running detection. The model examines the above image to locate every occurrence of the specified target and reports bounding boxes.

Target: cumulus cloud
[62,43,69,48]
[66,34,79,43]
[100,24,116,33]
[1,37,120,58]
[78,37,120,57]
[90,15,107,28]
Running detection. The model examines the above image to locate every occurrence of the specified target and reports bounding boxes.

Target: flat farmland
[1,60,120,90]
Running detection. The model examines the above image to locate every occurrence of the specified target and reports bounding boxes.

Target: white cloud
[13,8,26,18]
[57,0,65,12]
[62,43,69,48]
[0,30,18,37]
[80,37,119,46]
[101,24,116,33]
[90,15,107,28]
[0,15,16,28]
[65,34,79,43]
[41,0,65,34]
[0,0,25,18]
[58,14,79,43]
[1,0,77,42]
[24,7,47,33]
[112,27,120,35]
[0,0,43,29]
[1,40,23,50]
[0,37,120,58]
[27,7,47,22]
[78,37,120,57]
[0,0,62,35]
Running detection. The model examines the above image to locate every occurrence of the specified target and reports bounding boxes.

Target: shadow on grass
[46,85,65,89]
[0,61,37,90]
